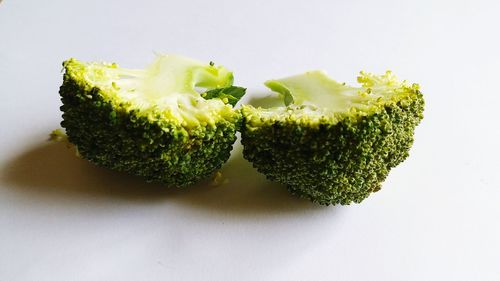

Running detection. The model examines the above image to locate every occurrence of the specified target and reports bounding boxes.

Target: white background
[1,0,499,280]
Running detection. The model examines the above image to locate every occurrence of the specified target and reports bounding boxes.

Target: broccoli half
[241,70,424,205]
[59,55,245,187]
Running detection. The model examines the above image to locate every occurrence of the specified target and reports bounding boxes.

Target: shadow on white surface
[1,141,325,215]
[1,141,170,202]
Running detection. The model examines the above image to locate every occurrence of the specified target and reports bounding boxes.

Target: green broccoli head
[241,70,424,205]
[59,54,245,187]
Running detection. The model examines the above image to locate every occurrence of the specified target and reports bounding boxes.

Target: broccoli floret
[59,54,245,187]
[240,70,424,205]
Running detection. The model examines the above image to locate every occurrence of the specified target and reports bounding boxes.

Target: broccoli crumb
[211,171,229,186]
[49,129,68,142]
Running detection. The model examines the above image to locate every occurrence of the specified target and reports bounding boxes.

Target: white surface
[1,0,499,280]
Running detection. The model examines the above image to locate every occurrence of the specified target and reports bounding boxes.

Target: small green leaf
[202,86,246,107]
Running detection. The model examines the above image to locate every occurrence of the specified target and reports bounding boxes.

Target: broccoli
[59,55,245,187]
[240,70,424,205]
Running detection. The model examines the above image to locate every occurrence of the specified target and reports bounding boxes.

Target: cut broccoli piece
[59,54,245,187]
[240,70,424,205]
